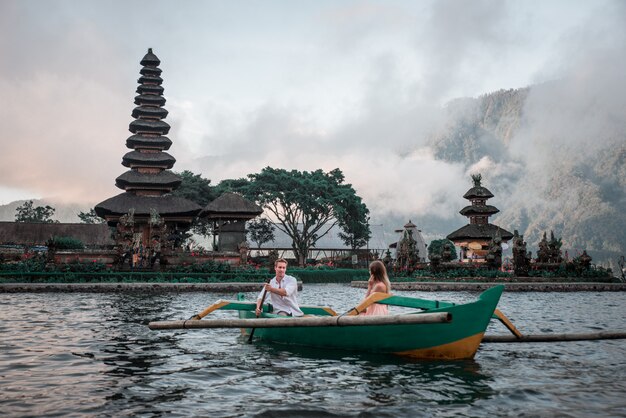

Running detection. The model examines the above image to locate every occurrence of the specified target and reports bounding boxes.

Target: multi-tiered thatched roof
[95,49,201,226]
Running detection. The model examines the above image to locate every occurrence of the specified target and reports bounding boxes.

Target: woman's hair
[369,260,391,293]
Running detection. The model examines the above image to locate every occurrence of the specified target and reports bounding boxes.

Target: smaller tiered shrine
[447,174,513,262]
[390,221,428,268]
[95,49,201,267]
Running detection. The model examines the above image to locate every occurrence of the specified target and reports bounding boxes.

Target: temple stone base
[351,281,626,292]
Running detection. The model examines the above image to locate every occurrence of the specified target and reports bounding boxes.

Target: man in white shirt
[256,258,303,317]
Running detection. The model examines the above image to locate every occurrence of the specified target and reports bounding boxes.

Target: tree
[213,178,251,196]
[428,239,458,261]
[240,167,370,266]
[15,200,58,223]
[172,170,218,207]
[337,197,371,251]
[247,218,276,249]
[78,209,105,224]
[171,170,220,237]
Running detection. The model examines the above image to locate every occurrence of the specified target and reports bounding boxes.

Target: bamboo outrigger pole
[149,312,452,330]
[487,308,626,343]
[482,331,626,343]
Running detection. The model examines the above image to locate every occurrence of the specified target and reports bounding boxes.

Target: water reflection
[251,339,494,409]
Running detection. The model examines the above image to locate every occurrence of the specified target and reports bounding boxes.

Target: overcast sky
[1,0,624,238]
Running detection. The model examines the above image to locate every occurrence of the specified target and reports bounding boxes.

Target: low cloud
[1,0,623,255]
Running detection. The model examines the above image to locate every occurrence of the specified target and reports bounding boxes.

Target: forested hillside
[428,84,625,267]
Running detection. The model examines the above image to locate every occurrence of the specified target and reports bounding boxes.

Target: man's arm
[256,284,270,313]
[281,278,297,296]
[265,282,287,297]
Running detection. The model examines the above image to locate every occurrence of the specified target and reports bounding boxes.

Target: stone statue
[149,208,164,227]
[441,242,453,263]
[512,230,531,276]
[536,232,550,263]
[150,236,162,268]
[382,250,393,269]
[578,250,592,269]
[119,208,135,227]
[429,253,442,273]
[471,173,482,187]
[113,209,137,268]
[395,229,420,272]
[116,209,135,239]
[238,241,250,264]
[485,234,503,270]
[119,238,132,267]
[547,230,563,263]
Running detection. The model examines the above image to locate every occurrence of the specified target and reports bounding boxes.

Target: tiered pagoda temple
[95,49,201,258]
[447,174,513,262]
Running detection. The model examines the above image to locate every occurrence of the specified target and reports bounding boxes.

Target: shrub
[47,236,84,250]
[167,260,232,273]
[289,268,368,283]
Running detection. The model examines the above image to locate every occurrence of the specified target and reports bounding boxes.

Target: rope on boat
[148,312,452,330]
[482,331,626,343]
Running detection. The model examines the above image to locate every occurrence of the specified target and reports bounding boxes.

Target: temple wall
[52,250,117,264]
[162,251,242,266]
[0,222,114,247]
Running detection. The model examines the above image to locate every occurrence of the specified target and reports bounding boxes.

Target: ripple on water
[0,286,624,417]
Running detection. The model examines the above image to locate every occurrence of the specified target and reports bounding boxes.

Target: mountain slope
[428,84,625,267]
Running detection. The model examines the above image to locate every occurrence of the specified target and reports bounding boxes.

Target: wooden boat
[150,285,513,360]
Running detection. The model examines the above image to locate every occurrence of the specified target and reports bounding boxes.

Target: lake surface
[1,284,625,417]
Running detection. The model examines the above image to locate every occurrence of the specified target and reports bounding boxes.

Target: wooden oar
[343,292,392,316]
[189,300,231,320]
[149,312,452,330]
[493,309,523,339]
[248,284,269,342]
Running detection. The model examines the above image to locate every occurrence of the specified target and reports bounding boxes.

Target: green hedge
[0,271,271,283]
[0,263,615,283]
[0,259,47,272]
[290,268,368,283]
[48,236,85,250]
[527,264,613,279]
[0,267,368,284]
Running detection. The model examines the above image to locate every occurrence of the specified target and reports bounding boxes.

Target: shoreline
[1,281,624,292]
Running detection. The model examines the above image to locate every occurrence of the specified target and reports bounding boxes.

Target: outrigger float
[150,285,522,360]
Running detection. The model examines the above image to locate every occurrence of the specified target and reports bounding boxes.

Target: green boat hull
[237,285,504,360]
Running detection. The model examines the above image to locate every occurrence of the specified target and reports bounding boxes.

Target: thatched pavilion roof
[201,192,262,219]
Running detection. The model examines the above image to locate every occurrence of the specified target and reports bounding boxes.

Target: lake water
[1,284,625,417]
